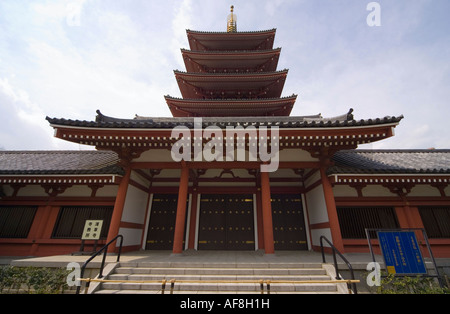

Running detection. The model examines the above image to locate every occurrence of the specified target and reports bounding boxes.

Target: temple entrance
[271,194,308,250]
[145,194,188,250]
[198,194,255,250]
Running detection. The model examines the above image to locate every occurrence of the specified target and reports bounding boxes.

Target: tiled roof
[165,95,297,117]
[330,149,450,175]
[46,109,403,129]
[0,151,123,175]
[1,149,448,176]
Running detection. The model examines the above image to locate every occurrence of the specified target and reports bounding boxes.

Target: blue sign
[377,231,427,275]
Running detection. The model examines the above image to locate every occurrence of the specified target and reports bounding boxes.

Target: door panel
[198,194,255,250]
[146,194,180,250]
[271,194,307,250]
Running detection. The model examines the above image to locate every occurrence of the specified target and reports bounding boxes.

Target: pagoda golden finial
[227,5,237,33]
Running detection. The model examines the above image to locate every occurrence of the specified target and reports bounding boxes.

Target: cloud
[13,1,177,120]
[171,0,193,69]
[265,0,289,17]
[0,78,74,150]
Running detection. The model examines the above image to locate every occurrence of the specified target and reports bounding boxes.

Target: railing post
[116,235,123,262]
[319,235,358,294]
[332,250,341,280]
[76,234,124,294]
[320,236,326,263]
[84,278,91,294]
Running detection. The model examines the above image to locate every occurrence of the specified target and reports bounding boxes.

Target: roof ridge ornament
[227,5,237,33]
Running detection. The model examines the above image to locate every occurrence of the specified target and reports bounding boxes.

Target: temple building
[1,7,449,258]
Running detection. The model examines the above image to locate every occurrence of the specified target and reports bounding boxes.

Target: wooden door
[271,194,307,250]
[198,194,255,250]
[146,194,179,250]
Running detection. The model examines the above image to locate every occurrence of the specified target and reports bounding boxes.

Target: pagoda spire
[227,5,237,32]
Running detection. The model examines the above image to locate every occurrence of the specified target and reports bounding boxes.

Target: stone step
[109,273,331,282]
[94,289,340,295]
[119,262,323,269]
[114,267,327,276]
[92,261,346,294]
[99,281,338,293]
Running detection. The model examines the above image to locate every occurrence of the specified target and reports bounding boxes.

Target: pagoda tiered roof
[165,95,296,117]
[174,70,288,99]
[181,48,281,73]
[186,29,276,51]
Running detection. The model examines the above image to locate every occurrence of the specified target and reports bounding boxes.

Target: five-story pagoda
[165,6,296,117]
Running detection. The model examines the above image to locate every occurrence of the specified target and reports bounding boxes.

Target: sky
[0,0,449,151]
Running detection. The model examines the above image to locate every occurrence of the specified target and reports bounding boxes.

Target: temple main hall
[1,7,449,258]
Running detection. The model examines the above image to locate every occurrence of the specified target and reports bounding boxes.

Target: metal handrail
[76,234,123,294]
[320,235,358,294]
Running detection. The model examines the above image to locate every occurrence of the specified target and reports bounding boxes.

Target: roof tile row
[1,149,448,176]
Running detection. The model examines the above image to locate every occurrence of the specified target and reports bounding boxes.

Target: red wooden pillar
[28,205,53,256]
[107,167,131,252]
[319,166,344,252]
[172,165,190,254]
[260,171,275,254]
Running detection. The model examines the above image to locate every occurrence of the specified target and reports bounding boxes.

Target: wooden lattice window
[52,206,113,239]
[0,206,37,238]
[337,206,399,239]
[419,207,450,238]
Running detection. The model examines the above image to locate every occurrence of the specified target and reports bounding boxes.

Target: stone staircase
[91,261,349,294]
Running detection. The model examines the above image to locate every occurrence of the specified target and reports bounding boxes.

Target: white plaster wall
[158,169,182,178]
[16,185,47,197]
[118,184,150,248]
[311,228,332,248]
[305,181,332,249]
[444,185,450,197]
[130,171,150,187]
[59,185,92,197]
[96,185,119,197]
[304,169,321,188]
[117,227,143,247]
[1,185,15,197]
[362,185,396,197]
[279,149,318,162]
[305,184,328,225]
[121,185,149,224]
[332,185,358,197]
[409,185,441,197]
[135,149,175,162]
